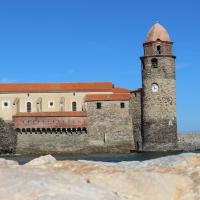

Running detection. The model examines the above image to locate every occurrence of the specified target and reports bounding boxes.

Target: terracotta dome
[146,23,171,42]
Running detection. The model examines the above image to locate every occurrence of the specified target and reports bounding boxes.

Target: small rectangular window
[97,102,101,109]
[120,102,125,108]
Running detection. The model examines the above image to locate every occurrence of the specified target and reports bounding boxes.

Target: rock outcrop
[25,154,56,166]
[0,153,199,200]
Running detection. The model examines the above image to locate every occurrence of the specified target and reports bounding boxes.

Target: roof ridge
[0,81,113,85]
[0,82,114,93]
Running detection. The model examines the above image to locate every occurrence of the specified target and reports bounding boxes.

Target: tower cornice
[140,55,176,60]
[143,40,173,47]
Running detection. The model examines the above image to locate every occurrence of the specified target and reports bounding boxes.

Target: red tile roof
[112,87,130,93]
[0,82,113,93]
[13,112,87,117]
[84,93,131,102]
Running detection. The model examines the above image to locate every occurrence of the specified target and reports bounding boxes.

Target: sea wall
[13,100,135,154]
[177,134,200,151]
[16,131,90,154]
[16,130,134,155]
[15,132,200,154]
[1,117,200,154]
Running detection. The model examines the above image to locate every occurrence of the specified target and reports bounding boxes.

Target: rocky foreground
[0,153,199,200]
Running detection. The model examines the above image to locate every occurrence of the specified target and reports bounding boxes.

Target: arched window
[72,101,77,111]
[27,102,32,112]
[157,45,161,54]
[151,58,158,68]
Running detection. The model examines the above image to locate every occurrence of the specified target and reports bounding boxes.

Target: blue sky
[0,0,199,132]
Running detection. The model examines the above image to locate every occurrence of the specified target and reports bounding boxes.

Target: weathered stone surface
[14,100,135,154]
[177,134,200,151]
[0,119,17,154]
[25,155,56,166]
[130,90,142,151]
[86,100,134,153]
[141,39,177,150]
[0,153,199,199]
[16,131,90,154]
[0,158,18,167]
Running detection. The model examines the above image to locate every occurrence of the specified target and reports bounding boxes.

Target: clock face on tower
[152,83,159,92]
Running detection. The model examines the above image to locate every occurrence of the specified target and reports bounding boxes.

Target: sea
[0,151,197,165]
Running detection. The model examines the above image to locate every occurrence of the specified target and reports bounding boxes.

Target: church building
[0,23,177,154]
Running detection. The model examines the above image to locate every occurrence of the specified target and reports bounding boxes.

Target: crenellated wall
[13,113,87,129]
[9,101,136,154]
[13,113,90,154]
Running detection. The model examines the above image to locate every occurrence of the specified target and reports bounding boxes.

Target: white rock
[0,153,199,199]
[0,167,123,200]
[0,158,18,167]
[25,154,56,166]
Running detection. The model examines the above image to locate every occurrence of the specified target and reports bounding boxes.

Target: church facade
[0,23,177,154]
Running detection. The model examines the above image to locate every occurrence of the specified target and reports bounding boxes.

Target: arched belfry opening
[151,58,158,68]
[157,45,161,54]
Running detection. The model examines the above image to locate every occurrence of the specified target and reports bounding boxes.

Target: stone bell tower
[140,23,177,151]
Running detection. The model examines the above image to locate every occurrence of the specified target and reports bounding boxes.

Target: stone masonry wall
[14,100,135,154]
[144,41,173,56]
[129,91,142,151]
[177,134,200,151]
[141,41,177,151]
[0,119,17,154]
[86,100,134,153]
[16,131,90,154]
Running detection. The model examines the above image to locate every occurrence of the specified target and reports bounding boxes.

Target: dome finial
[146,23,171,42]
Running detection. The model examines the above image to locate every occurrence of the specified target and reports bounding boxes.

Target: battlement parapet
[13,112,87,129]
